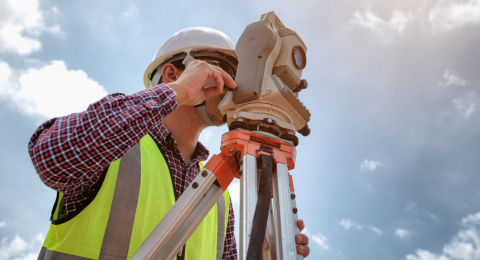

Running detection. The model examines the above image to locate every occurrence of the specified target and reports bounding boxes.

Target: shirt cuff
[135,83,178,115]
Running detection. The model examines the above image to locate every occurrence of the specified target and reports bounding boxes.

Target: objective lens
[292,46,306,70]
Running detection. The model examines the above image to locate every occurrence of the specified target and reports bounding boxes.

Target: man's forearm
[28,84,177,195]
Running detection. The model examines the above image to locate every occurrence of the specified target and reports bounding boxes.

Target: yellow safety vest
[38,134,230,260]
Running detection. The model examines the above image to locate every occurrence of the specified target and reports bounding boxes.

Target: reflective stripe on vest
[39,134,230,260]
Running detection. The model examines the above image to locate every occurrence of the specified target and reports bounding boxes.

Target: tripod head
[219,11,311,146]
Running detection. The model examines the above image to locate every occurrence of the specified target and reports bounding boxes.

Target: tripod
[131,129,303,260]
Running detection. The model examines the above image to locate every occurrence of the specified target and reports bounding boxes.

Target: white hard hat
[143,27,238,89]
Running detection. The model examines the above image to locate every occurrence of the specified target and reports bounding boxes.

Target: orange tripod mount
[208,129,303,260]
[203,129,297,188]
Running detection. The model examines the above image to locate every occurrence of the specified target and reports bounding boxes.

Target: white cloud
[371,227,383,235]
[12,253,37,260]
[0,60,108,120]
[199,128,214,144]
[429,0,480,33]
[405,211,480,260]
[0,234,44,260]
[0,222,6,228]
[453,92,477,119]
[337,219,382,235]
[406,250,450,260]
[430,213,440,222]
[350,7,414,34]
[338,219,354,230]
[395,228,411,238]
[462,212,480,225]
[360,159,384,171]
[0,0,60,55]
[436,70,476,120]
[121,6,139,20]
[0,61,13,85]
[0,61,15,98]
[302,228,329,250]
[437,70,467,88]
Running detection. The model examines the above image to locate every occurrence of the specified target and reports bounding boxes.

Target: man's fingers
[296,245,310,257]
[173,60,236,106]
[219,66,237,89]
[295,234,309,245]
[207,65,226,96]
[296,220,309,257]
[209,63,236,90]
[297,219,305,231]
[203,86,223,100]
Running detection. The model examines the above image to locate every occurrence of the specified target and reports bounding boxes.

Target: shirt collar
[151,122,210,162]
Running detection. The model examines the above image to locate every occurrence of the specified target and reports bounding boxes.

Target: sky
[1,0,480,259]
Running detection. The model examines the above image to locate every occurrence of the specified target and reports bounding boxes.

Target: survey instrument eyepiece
[218,11,311,145]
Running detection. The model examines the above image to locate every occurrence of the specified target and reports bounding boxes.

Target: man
[29,27,309,259]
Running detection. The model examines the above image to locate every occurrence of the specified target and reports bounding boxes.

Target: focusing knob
[293,79,308,93]
[298,123,310,136]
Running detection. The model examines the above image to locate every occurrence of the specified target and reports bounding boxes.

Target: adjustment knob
[298,123,310,136]
[293,79,308,93]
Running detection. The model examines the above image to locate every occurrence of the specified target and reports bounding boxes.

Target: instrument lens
[292,46,306,69]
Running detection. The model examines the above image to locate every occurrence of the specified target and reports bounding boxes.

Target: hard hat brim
[143,46,237,89]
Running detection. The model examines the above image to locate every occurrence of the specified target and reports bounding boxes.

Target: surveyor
[29,27,310,259]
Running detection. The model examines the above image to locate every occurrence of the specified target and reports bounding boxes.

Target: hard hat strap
[194,101,216,126]
[151,70,163,88]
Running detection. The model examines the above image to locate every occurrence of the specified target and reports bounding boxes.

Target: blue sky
[1,0,480,259]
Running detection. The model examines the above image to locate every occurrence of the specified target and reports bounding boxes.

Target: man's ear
[161,63,181,83]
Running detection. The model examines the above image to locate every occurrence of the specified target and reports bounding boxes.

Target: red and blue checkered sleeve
[28,84,177,195]
[222,194,238,259]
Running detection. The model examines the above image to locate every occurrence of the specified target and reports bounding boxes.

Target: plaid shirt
[28,84,237,259]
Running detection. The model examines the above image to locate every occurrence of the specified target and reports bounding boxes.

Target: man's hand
[262,219,310,257]
[296,219,310,257]
[168,60,237,106]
